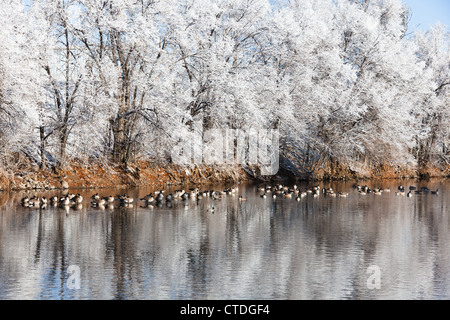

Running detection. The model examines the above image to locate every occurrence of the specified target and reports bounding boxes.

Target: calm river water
[0,179,449,300]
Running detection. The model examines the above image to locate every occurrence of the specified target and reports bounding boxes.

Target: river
[0,179,448,300]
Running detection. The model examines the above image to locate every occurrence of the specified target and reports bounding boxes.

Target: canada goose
[181,192,189,200]
[41,196,48,204]
[105,195,115,203]
[212,193,222,200]
[67,193,76,200]
[260,193,267,199]
[21,196,30,205]
[238,196,247,201]
[383,188,391,193]
[172,190,183,198]
[28,196,40,206]
[338,192,348,198]
[50,195,58,203]
[156,193,164,202]
[323,187,333,194]
[141,193,153,200]
[92,198,106,206]
[359,190,367,195]
[284,192,293,198]
[60,196,71,206]
[141,196,154,204]
[373,190,382,195]
[74,194,83,204]
[122,196,134,204]
[395,191,405,196]
[272,194,277,199]
[407,191,413,197]
[295,196,301,201]
[91,193,100,201]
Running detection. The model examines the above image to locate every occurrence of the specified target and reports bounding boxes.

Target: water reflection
[0,179,449,299]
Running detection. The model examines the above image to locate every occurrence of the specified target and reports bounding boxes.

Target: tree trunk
[39,126,46,170]
[111,117,128,165]
[59,133,68,170]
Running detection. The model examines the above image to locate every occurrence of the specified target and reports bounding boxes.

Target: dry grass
[0,159,252,191]
[1,157,448,191]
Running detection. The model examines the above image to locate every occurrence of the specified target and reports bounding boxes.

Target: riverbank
[280,157,450,182]
[0,161,253,191]
[0,159,448,191]
[312,161,450,181]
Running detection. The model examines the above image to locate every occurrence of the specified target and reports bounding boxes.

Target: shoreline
[0,161,254,192]
[0,160,449,192]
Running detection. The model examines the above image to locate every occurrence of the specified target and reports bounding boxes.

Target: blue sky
[402,0,450,32]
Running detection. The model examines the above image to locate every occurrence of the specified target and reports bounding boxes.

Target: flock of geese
[19,187,242,210]
[21,193,84,209]
[354,184,439,197]
[257,184,349,200]
[18,183,440,210]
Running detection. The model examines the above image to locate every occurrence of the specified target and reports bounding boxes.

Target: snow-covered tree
[0,0,448,178]
[0,0,43,170]
[413,24,450,174]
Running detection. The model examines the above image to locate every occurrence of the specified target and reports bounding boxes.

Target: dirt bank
[0,161,254,191]
[0,159,448,191]
[286,160,450,182]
